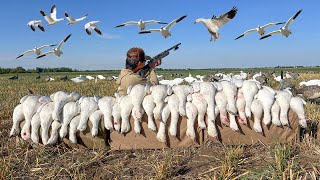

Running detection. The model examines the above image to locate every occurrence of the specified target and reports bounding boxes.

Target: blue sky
[0,0,319,70]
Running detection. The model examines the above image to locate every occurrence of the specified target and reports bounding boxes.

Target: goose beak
[194,21,197,24]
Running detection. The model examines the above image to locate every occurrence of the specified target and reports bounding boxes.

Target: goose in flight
[16,44,57,59]
[36,34,72,59]
[65,12,88,25]
[27,20,45,32]
[260,10,302,40]
[115,20,168,30]
[40,4,65,26]
[139,15,187,38]
[235,22,285,40]
[194,7,238,42]
[84,21,102,35]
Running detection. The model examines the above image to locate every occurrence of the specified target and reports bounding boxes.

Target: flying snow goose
[194,7,238,42]
[235,22,285,40]
[115,20,168,30]
[260,10,302,40]
[139,15,187,38]
[27,20,45,32]
[84,21,102,35]
[40,4,65,26]
[16,44,57,59]
[36,34,72,59]
[65,12,88,25]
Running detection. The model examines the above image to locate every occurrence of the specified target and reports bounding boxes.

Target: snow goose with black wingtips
[235,22,285,40]
[115,19,167,30]
[139,15,187,38]
[36,34,72,59]
[84,21,102,35]
[40,4,65,26]
[27,20,45,32]
[16,44,57,59]
[194,7,238,42]
[65,12,88,25]
[260,10,302,40]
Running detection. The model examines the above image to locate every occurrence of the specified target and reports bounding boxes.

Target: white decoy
[260,10,302,40]
[40,4,65,26]
[139,15,187,38]
[36,34,72,59]
[97,75,106,79]
[115,19,168,30]
[86,75,95,80]
[194,7,238,42]
[71,75,88,83]
[84,21,102,35]
[16,44,57,59]
[65,12,88,25]
[235,22,285,40]
[27,20,45,32]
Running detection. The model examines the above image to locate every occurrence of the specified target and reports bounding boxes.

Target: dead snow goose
[260,9,302,40]
[65,12,88,25]
[235,22,285,40]
[139,15,187,38]
[27,20,45,32]
[194,7,238,42]
[40,4,65,26]
[36,34,72,59]
[115,19,168,30]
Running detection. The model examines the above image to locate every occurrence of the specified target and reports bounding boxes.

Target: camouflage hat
[126,47,146,61]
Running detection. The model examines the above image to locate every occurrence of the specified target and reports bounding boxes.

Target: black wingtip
[259,34,271,40]
[115,24,125,28]
[176,15,187,23]
[38,25,45,32]
[85,28,91,35]
[30,25,35,31]
[276,22,286,25]
[64,34,72,42]
[51,44,58,47]
[37,54,46,59]
[94,28,102,35]
[65,12,69,17]
[139,31,151,34]
[293,9,302,20]
[16,54,23,59]
[51,4,56,13]
[40,10,45,16]
[235,34,244,40]
[159,22,168,24]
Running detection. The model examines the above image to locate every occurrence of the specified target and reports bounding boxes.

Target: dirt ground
[1,118,319,179]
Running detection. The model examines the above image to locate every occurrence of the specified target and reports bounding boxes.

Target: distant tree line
[0,67,77,74]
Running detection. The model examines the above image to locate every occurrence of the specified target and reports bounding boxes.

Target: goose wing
[16,49,34,59]
[75,14,88,21]
[261,22,286,29]
[57,34,72,50]
[36,51,54,59]
[65,12,76,22]
[38,44,58,49]
[285,9,302,29]
[144,20,167,25]
[139,29,161,34]
[40,10,55,23]
[212,6,238,28]
[259,30,281,40]
[114,21,138,28]
[50,4,57,19]
[235,28,257,40]
[166,15,187,29]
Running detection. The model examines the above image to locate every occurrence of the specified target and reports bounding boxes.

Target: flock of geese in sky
[17,4,302,60]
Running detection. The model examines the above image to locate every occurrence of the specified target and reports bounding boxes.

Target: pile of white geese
[10,78,307,146]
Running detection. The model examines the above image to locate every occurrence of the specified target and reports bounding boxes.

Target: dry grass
[1,72,320,179]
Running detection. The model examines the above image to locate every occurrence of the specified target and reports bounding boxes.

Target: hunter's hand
[149,59,162,68]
